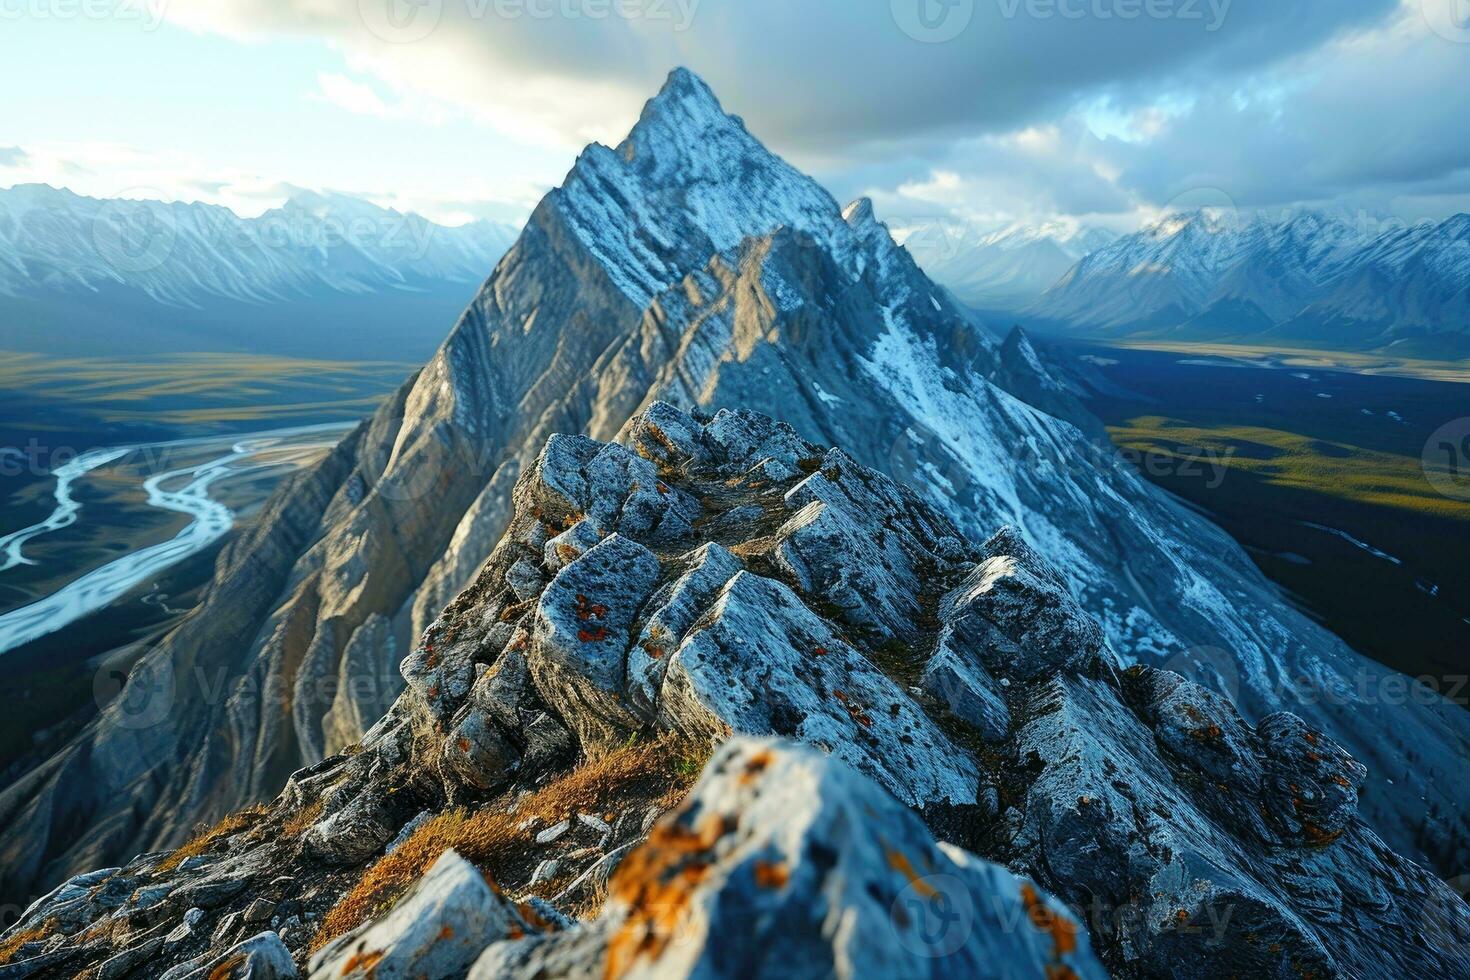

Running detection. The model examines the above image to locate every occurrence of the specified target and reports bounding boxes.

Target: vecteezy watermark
[1422,0,1470,44]
[1417,873,1470,958]
[1161,645,1242,702]
[358,0,699,43]
[358,0,443,43]
[885,425,1234,508]
[995,0,1231,30]
[0,0,168,29]
[891,873,978,957]
[92,194,178,275]
[891,0,975,42]
[1422,418,1470,501]
[1155,645,1470,711]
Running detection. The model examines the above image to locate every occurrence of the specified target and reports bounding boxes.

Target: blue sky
[2,0,1468,233]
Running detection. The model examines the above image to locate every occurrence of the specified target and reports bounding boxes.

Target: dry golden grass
[281,799,326,838]
[311,733,710,952]
[0,918,58,965]
[155,804,270,874]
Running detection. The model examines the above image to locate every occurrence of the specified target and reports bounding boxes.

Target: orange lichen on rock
[338,949,383,976]
[0,918,60,966]
[576,594,610,621]
[206,953,249,979]
[753,860,790,889]
[885,848,937,899]
[832,690,874,728]
[1020,881,1079,958]
[738,750,773,785]
[1301,822,1343,847]
[517,901,564,935]
[604,812,738,980]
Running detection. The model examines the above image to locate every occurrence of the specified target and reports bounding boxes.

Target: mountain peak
[842,197,876,227]
[552,69,863,307]
[655,66,721,108]
[627,67,734,140]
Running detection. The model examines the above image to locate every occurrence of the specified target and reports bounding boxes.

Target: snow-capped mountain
[0,184,518,357]
[5,68,1468,929]
[907,219,1116,309]
[1031,208,1470,354]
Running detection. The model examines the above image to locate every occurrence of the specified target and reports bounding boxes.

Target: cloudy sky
[2,0,1468,234]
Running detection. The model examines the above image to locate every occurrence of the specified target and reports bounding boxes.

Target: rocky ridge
[4,67,1469,923]
[1,403,1465,979]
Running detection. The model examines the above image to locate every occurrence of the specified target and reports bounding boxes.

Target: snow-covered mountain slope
[0,184,517,356]
[908,220,1116,309]
[1031,208,1470,354]
[4,69,1468,921]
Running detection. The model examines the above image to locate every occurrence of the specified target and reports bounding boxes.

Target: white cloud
[18,0,1470,235]
[313,71,394,118]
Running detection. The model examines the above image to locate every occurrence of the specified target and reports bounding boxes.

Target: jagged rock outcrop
[4,67,1469,924]
[467,738,1107,980]
[2,405,1466,979]
[309,851,530,979]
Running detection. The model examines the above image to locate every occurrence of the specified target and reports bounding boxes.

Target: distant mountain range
[0,185,518,359]
[907,208,1470,357]
[904,220,1116,310]
[922,208,1467,357]
[11,182,1464,361]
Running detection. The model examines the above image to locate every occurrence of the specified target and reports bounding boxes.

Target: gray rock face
[918,640,1010,741]
[308,851,527,980]
[656,570,979,806]
[530,533,662,753]
[627,542,743,717]
[943,553,1111,682]
[170,932,297,980]
[469,738,1109,980]
[1,404,1468,980]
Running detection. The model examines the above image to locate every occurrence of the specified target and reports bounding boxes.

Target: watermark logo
[1161,644,1242,702]
[1423,0,1470,44]
[94,654,176,731]
[892,0,975,42]
[0,0,168,29]
[1423,417,1470,501]
[891,873,976,957]
[994,0,1231,30]
[91,194,177,274]
[1417,873,1470,959]
[359,0,443,43]
[358,0,700,41]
